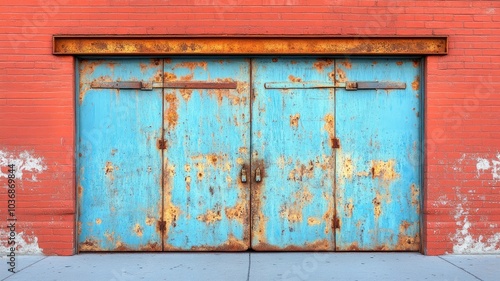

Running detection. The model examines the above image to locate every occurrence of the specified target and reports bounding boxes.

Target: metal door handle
[255,168,261,182]
[241,167,247,183]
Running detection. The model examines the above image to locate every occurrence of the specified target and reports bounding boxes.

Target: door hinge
[331,138,341,149]
[158,220,166,232]
[333,213,341,231]
[157,139,167,150]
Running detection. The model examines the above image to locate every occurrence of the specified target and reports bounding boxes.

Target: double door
[77,57,421,251]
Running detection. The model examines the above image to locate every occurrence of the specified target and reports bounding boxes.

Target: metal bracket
[157,139,167,150]
[331,138,341,149]
[158,221,166,232]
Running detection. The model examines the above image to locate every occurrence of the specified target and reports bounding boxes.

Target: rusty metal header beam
[53,35,447,56]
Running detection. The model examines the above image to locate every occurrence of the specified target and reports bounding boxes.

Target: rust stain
[253,239,332,251]
[104,161,116,180]
[175,61,207,71]
[197,209,222,224]
[340,60,352,69]
[180,73,194,81]
[139,62,148,72]
[238,147,248,154]
[341,157,354,179]
[345,242,360,251]
[225,201,246,224]
[164,72,177,81]
[336,68,347,83]
[78,184,83,197]
[95,218,102,225]
[290,114,300,128]
[323,113,335,146]
[396,61,404,66]
[288,160,315,181]
[79,73,113,105]
[185,176,191,192]
[104,231,114,242]
[164,163,181,233]
[345,199,354,217]
[251,159,268,245]
[164,234,248,251]
[145,217,155,226]
[79,239,101,251]
[134,223,143,237]
[412,75,420,91]
[139,242,162,251]
[165,92,179,128]
[371,159,399,181]
[411,183,420,213]
[180,89,193,101]
[77,221,82,235]
[307,217,321,226]
[288,75,302,82]
[373,193,382,218]
[279,186,313,223]
[313,59,334,72]
[396,221,420,250]
[412,60,420,68]
[205,79,248,106]
[322,192,335,234]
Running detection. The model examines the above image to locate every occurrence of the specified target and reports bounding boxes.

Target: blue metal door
[77,57,421,252]
[251,58,336,250]
[335,58,422,251]
[77,59,164,251]
[162,58,251,250]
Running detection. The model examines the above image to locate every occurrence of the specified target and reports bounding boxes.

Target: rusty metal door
[335,58,422,251]
[251,58,336,250]
[77,59,164,251]
[78,57,421,252]
[250,57,421,251]
[161,58,251,250]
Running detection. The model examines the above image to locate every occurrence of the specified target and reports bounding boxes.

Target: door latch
[255,168,262,182]
[241,167,247,183]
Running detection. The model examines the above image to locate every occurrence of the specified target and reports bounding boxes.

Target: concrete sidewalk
[1,253,498,281]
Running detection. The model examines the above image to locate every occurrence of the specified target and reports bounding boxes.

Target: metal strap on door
[91,81,237,90]
[265,81,406,90]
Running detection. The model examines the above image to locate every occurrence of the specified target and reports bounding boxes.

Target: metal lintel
[53,36,447,55]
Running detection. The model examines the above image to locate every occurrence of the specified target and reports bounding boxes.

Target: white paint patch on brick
[0,150,47,182]
[475,154,500,181]
[452,194,500,254]
[0,230,43,255]
[476,158,490,176]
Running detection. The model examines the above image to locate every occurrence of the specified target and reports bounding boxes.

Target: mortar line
[438,256,483,281]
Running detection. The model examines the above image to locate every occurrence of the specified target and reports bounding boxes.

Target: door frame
[67,35,447,254]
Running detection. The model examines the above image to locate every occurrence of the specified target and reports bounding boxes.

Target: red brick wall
[0,0,499,255]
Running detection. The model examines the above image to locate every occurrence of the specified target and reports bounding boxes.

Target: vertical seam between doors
[161,58,165,251]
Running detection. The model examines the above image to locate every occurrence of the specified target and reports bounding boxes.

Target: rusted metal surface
[77,58,164,251]
[251,58,336,251]
[335,58,422,251]
[162,58,250,251]
[53,36,447,55]
[77,57,422,252]
[264,81,406,90]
